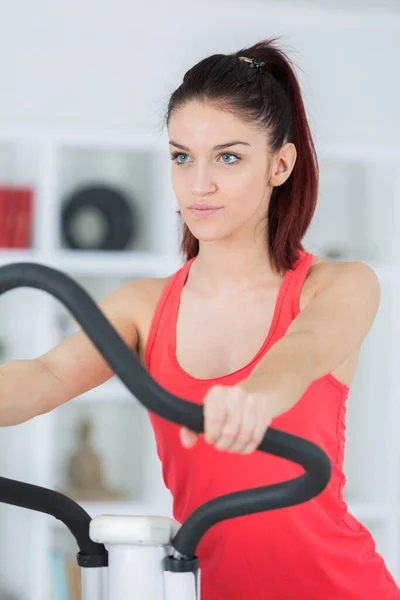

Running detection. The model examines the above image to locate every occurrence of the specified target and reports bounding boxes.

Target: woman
[0,38,398,598]
[143,38,399,599]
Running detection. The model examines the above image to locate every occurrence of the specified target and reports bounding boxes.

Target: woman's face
[168,101,274,245]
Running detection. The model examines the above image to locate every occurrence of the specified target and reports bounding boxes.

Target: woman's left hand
[179,384,274,454]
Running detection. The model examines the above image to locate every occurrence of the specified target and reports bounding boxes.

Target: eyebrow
[168,140,251,151]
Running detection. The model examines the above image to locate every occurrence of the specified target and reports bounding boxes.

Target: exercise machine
[0,262,332,599]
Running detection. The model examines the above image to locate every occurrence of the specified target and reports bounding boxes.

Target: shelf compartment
[0,142,41,251]
[55,145,169,255]
[53,400,156,505]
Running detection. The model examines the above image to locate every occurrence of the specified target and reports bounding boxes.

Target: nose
[190,164,217,197]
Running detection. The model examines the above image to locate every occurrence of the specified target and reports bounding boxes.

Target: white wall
[0,0,398,148]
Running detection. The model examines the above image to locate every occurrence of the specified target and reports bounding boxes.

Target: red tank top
[145,250,399,600]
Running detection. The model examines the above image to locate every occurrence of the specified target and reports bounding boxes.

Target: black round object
[61,184,135,250]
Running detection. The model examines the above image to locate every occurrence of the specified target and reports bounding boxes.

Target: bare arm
[241,261,380,416]
[0,279,146,426]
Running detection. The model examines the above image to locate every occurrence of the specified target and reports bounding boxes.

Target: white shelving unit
[0,128,399,600]
[0,128,180,600]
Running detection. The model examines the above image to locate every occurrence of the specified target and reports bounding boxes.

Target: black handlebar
[0,476,106,567]
[0,262,331,561]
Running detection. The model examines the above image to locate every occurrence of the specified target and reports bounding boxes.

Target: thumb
[180,427,199,448]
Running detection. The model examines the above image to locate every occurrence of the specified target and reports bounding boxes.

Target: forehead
[168,101,261,146]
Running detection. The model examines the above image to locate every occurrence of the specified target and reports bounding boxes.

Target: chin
[185,224,222,241]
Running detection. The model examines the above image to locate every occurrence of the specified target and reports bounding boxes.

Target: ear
[269,142,297,187]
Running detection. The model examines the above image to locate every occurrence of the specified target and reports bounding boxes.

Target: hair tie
[238,56,266,72]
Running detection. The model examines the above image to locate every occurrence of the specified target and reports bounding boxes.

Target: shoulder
[130,275,172,298]
[98,275,172,323]
[299,254,380,313]
[298,256,381,387]
[310,254,379,292]
[114,275,172,306]
[98,275,172,358]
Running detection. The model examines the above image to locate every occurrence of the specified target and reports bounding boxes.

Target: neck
[187,241,280,296]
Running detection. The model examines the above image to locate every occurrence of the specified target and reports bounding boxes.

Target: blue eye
[170,152,240,165]
[220,153,239,164]
[170,152,190,164]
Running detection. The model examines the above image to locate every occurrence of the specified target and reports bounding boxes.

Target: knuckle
[205,400,223,418]
[237,429,253,444]
[207,411,222,423]
[206,424,221,439]
[244,391,255,403]
[222,421,241,435]
[216,436,230,449]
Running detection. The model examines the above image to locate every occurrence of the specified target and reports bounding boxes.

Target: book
[0,185,34,248]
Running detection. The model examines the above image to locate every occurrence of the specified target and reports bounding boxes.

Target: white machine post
[81,567,108,600]
[89,515,200,600]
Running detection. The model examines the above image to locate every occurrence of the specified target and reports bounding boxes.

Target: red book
[4,187,13,247]
[21,188,34,248]
[0,187,6,247]
[8,187,34,248]
[10,187,17,247]
[0,186,34,248]
[13,188,24,248]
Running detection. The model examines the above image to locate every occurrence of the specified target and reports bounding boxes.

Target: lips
[188,206,222,218]
[188,205,221,210]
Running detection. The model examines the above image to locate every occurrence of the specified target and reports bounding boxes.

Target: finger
[215,391,244,451]
[227,394,257,453]
[180,427,199,448]
[204,387,228,445]
[242,408,272,454]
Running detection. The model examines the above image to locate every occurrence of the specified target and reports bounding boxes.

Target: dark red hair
[164,37,318,274]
